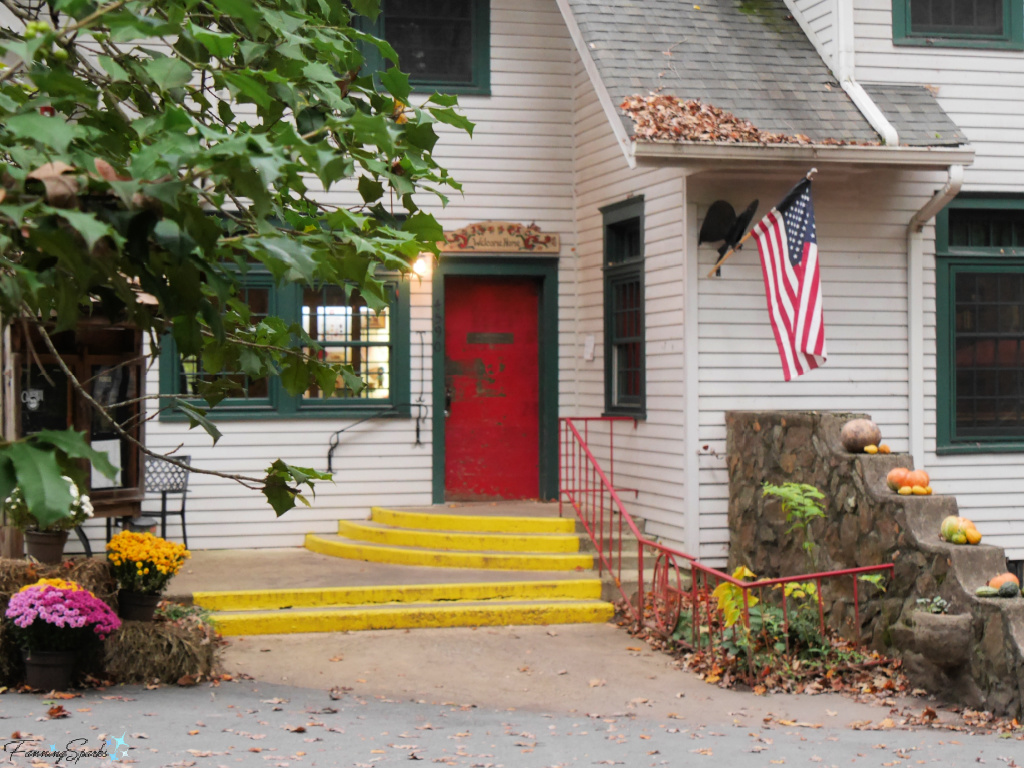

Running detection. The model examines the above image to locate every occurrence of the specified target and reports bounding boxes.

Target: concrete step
[371,506,574,533]
[209,598,615,636]
[305,533,594,571]
[339,520,580,553]
[193,578,603,612]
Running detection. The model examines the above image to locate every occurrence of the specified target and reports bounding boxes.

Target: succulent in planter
[915,596,950,614]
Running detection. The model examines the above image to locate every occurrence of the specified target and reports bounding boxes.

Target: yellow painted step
[304,534,594,571]
[194,579,603,612]
[338,520,579,553]
[371,507,576,534]
[210,600,615,636]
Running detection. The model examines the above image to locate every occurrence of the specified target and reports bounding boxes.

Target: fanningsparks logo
[3,732,130,763]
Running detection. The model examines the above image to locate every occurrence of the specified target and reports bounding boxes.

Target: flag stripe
[751,179,827,381]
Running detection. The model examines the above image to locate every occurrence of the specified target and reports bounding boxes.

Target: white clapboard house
[83,0,1023,567]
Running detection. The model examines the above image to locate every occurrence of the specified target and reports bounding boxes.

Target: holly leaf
[4,443,74,530]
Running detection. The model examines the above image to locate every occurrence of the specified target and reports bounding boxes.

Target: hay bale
[1,559,221,687]
[0,557,117,603]
[104,609,221,684]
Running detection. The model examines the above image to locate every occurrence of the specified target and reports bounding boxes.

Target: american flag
[751,178,827,381]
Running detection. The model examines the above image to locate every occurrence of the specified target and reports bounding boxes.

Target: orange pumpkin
[904,469,930,489]
[886,467,910,492]
[988,572,1020,590]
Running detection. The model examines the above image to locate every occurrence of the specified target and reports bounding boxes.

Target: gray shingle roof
[567,0,965,147]
[861,84,968,146]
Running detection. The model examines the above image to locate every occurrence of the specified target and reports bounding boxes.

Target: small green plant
[762,482,826,564]
[915,596,949,615]
[711,566,759,628]
[858,573,888,593]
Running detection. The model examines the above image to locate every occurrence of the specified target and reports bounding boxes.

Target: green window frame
[892,0,1024,50]
[361,0,491,95]
[602,197,645,418]
[936,195,1024,452]
[160,274,410,421]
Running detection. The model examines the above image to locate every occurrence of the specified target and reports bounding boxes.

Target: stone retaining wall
[726,411,1024,716]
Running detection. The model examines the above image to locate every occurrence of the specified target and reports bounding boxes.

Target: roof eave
[632,140,976,170]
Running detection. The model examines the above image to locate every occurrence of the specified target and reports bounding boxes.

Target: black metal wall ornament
[698,198,759,276]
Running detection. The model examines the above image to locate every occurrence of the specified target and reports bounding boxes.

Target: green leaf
[143,57,194,90]
[5,112,78,153]
[56,210,117,251]
[0,457,16,506]
[192,26,238,58]
[4,443,74,531]
[357,175,384,204]
[30,428,117,478]
[427,106,475,137]
[175,401,223,444]
[348,0,381,21]
[380,67,410,103]
[279,358,309,396]
[97,55,130,82]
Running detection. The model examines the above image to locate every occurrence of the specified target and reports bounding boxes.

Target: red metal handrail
[559,416,895,675]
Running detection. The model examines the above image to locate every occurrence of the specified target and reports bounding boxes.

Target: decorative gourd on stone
[840,418,882,453]
[886,466,932,495]
[988,572,1019,591]
[940,515,981,545]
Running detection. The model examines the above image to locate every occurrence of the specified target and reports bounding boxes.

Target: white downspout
[906,165,964,467]
[784,1,899,146]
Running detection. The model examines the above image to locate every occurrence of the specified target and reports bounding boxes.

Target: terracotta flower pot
[117,589,161,621]
[23,530,69,564]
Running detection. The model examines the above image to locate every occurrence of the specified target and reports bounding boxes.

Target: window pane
[610,276,642,403]
[949,207,1024,249]
[954,270,1024,436]
[910,0,1004,36]
[387,0,474,84]
[302,286,392,400]
[607,219,642,265]
[180,286,270,399]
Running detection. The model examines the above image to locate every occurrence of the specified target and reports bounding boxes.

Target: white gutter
[555,0,636,169]
[784,0,899,146]
[906,165,964,468]
[634,142,974,168]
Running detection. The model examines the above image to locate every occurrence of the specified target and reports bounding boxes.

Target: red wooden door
[444,276,540,500]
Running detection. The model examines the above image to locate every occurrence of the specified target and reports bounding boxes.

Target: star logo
[107,732,130,762]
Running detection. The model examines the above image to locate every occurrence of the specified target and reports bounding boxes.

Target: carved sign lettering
[440,221,560,254]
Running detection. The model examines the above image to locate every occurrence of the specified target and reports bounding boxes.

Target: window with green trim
[936,197,1024,450]
[893,0,1024,49]
[161,275,410,420]
[602,197,645,418]
[361,0,490,95]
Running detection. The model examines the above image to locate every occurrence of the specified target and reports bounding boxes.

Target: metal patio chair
[145,455,191,547]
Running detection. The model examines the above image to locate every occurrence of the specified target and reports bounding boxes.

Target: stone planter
[23,530,69,564]
[117,589,161,621]
[910,611,972,669]
[22,649,76,691]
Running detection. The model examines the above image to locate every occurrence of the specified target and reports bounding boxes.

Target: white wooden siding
[690,168,953,563]
[790,0,838,67]
[570,52,692,550]
[853,1,1024,560]
[72,0,579,553]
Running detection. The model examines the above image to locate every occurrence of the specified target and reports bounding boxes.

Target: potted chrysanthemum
[4,578,120,690]
[2,476,93,563]
[106,531,190,621]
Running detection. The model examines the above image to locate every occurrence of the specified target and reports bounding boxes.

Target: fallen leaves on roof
[621,94,878,146]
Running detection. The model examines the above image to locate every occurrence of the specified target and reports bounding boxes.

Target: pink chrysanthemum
[4,579,120,653]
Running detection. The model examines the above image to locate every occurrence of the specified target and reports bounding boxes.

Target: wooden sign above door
[440,222,560,255]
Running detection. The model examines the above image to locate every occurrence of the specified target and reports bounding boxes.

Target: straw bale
[104,612,221,684]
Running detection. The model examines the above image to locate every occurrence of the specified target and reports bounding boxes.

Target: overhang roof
[565,0,968,153]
